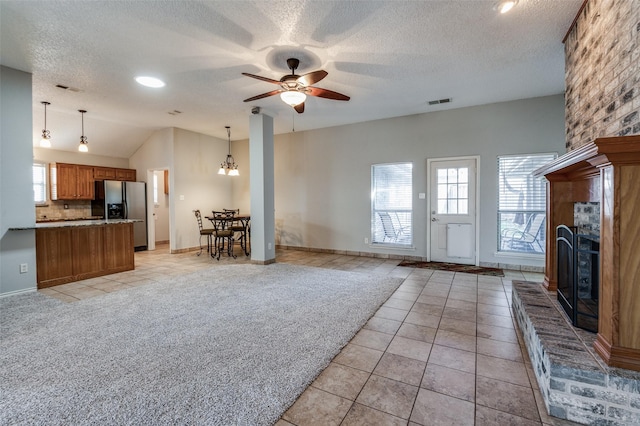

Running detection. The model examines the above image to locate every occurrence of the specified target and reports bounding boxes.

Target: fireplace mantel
[534,135,640,372]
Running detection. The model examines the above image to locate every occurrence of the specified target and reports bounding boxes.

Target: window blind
[371,162,413,245]
[497,154,556,212]
[33,163,47,204]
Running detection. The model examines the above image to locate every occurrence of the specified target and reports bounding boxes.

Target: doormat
[398,260,505,277]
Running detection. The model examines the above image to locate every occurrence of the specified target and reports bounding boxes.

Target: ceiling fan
[242,58,350,113]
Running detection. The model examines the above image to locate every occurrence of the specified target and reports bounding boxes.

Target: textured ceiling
[0,0,582,158]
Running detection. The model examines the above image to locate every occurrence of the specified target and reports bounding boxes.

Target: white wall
[33,148,129,168]
[232,95,565,268]
[129,127,174,251]
[1,66,37,295]
[130,127,232,252]
[172,128,231,251]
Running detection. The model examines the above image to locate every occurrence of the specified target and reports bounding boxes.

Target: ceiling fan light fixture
[494,0,518,14]
[40,101,52,148]
[280,90,306,107]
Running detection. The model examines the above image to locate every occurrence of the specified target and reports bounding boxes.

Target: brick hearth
[512,281,640,425]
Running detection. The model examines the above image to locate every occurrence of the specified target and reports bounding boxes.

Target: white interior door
[429,157,478,264]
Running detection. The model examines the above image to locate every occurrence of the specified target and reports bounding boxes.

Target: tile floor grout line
[405,271,452,425]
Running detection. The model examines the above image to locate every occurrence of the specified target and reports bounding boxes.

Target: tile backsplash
[36,200,94,221]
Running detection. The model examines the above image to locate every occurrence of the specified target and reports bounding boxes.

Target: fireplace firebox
[556,225,599,332]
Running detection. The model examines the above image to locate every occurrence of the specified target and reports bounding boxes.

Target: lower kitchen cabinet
[72,225,106,278]
[36,222,135,288]
[105,223,134,270]
[35,228,74,286]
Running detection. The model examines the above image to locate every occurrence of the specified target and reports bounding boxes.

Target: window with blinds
[33,163,47,204]
[371,162,413,246]
[497,153,556,254]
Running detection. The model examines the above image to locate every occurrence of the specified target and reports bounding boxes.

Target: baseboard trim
[0,287,37,298]
[275,244,542,272]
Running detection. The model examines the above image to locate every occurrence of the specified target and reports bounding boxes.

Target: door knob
[432,217,437,222]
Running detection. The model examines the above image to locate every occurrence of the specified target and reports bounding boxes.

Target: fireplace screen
[556,225,599,332]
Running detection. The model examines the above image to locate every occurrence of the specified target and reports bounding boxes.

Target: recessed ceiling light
[494,0,518,14]
[135,76,165,88]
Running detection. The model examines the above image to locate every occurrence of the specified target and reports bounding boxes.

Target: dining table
[205,213,250,256]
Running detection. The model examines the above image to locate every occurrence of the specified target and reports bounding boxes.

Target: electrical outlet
[364,237,369,244]
[268,243,272,250]
[20,263,28,274]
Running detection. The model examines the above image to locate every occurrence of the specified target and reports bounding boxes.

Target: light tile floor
[37,244,578,426]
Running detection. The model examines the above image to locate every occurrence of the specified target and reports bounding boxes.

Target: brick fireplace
[510,1,640,423]
[534,135,640,372]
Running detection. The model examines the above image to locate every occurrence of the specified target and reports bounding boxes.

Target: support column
[249,113,275,264]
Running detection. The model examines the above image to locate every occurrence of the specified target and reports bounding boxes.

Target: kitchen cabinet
[72,225,106,278]
[105,222,134,270]
[93,166,136,182]
[36,221,135,288]
[116,168,136,181]
[50,163,95,200]
[35,227,74,286]
[93,167,116,180]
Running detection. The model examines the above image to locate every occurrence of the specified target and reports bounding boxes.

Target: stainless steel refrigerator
[92,180,148,251]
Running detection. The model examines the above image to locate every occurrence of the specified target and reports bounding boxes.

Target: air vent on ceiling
[428,98,452,105]
[55,84,82,92]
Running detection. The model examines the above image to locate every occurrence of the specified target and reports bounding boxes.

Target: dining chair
[222,208,246,249]
[193,210,214,256]
[211,211,236,260]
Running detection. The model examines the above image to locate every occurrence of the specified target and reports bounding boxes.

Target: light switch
[419,193,426,199]
[179,195,185,200]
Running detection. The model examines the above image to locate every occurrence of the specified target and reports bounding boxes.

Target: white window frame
[33,162,48,205]
[371,162,413,247]
[497,153,557,255]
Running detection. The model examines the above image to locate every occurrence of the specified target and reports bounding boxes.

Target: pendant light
[39,101,52,148]
[218,126,239,176]
[78,109,88,152]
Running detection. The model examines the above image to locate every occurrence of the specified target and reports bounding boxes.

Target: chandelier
[218,126,239,176]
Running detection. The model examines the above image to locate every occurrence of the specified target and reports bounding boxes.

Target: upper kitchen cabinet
[116,168,136,181]
[94,166,136,182]
[50,163,95,200]
[93,166,116,180]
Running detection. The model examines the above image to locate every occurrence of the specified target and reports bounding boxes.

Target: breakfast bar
[13,219,139,288]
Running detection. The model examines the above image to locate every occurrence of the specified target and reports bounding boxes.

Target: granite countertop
[9,219,142,230]
[36,216,104,223]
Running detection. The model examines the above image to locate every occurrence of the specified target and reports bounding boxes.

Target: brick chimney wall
[565,0,640,151]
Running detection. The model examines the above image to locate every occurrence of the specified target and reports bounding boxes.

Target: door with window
[429,157,477,264]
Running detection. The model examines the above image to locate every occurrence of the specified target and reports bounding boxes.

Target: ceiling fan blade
[294,102,305,114]
[306,86,350,101]
[297,70,328,87]
[243,89,281,102]
[241,72,281,85]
